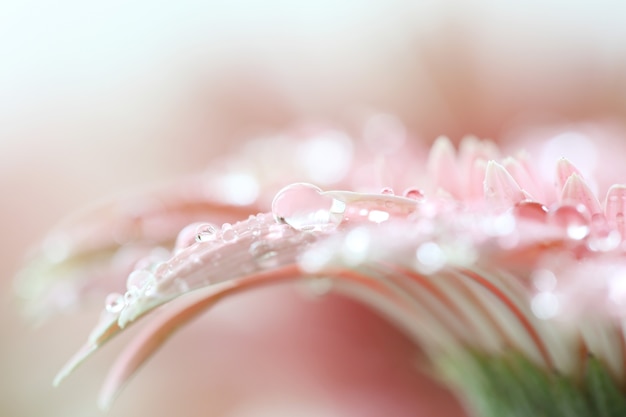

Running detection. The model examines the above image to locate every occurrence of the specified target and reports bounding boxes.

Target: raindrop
[380,187,395,195]
[271,183,345,231]
[105,293,124,314]
[403,187,424,200]
[221,223,238,242]
[124,288,139,305]
[549,205,590,240]
[195,223,218,243]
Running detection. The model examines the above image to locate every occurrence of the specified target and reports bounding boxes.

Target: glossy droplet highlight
[403,187,424,200]
[271,183,345,231]
[549,205,590,240]
[221,223,237,242]
[195,223,218,243]
[105,293,124,314]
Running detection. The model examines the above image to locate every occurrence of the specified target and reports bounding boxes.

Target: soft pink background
[2,1,626,416]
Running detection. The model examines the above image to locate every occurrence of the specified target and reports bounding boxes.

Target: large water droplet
[194,223,218,243]
[403,187,424,200]
[549,205,590,240]
[105,293,124,314]
[271,183,345,231]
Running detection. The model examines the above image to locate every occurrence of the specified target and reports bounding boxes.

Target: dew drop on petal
[174,223,200,250]
[105,293,124,314]
[549,205,591,240]
[221,223,238,242]
[271,183,345,231]
[124,288,139,305]
[194,223,218,243]
[380,187,395,195]
[403,187,424,200]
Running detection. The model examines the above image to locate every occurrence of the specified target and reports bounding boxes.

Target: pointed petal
[427,136,460,197]
[483,161,526,208]
[556,158,582,192]
[561,173,603,215]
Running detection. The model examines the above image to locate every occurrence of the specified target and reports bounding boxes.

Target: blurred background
[2,1,626,416]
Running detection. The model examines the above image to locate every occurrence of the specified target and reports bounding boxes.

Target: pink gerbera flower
[17,127,626,416]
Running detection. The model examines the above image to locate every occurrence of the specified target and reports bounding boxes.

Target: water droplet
[549,205,590,240]
[380,187,395,195]
[513,201,548,222]
[403,187,424,200]
[105,293,124,314]
[221,223,237,242]
[124,288,139,305]
[587,214,621,252]
[195,223,218,243]
[271,183,345,231]
[126,270,156,291]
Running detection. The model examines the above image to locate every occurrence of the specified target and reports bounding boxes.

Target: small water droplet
[124,288,139,305]
[271,183,345,231]
[513,201,548,222]
[380,187,395,195]
[221,223,238,242]
[105,293,124,313]
[195,223,218,243]
[549,205,590,240]
[403,187,424,200]
[126,270,155,291]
